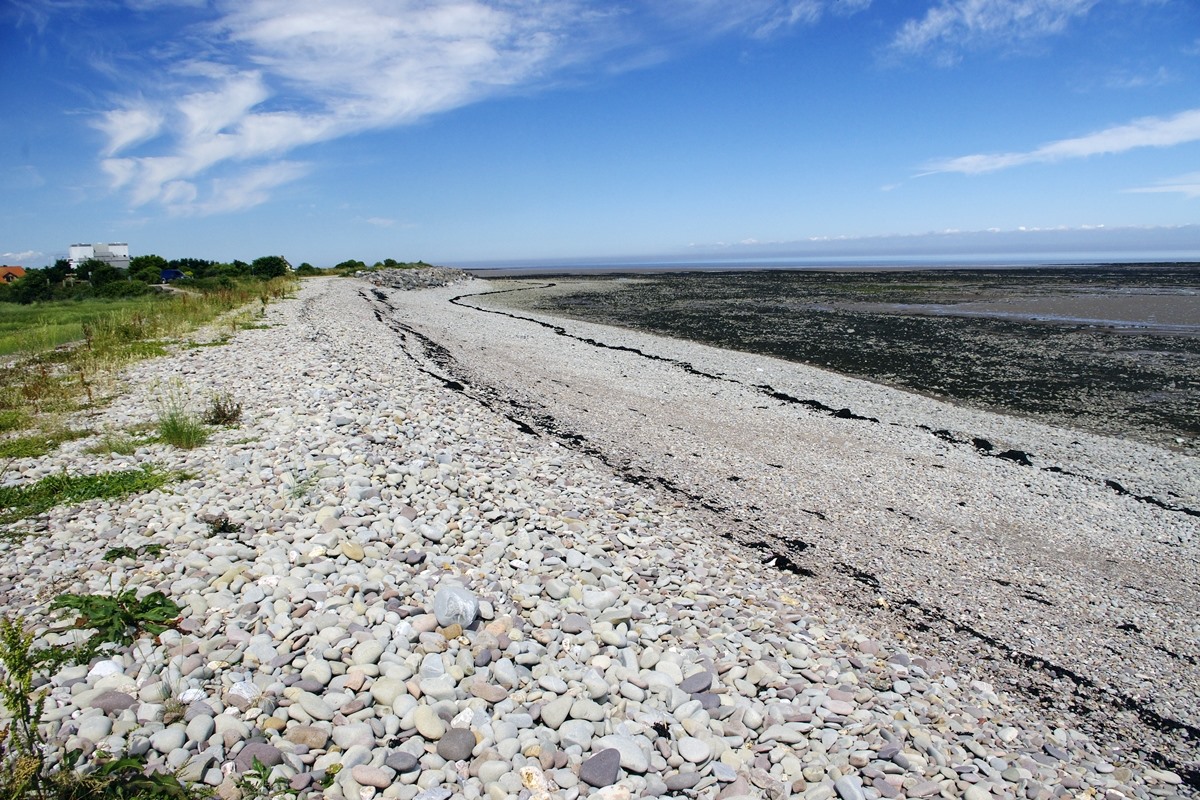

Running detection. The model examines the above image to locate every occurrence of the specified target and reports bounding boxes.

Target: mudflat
[479,265,1200,456]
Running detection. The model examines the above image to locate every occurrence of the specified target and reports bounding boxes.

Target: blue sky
[3,0,1199,267]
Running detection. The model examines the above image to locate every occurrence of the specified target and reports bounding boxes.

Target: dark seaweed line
[451,285,1200,519]
[364,287,1200,786]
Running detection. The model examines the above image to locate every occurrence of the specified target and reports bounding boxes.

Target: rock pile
[360,267,473,291]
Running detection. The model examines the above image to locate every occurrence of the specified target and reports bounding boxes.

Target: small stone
[77,716,113,742]
[834,776,865,800]
[678,737,711,764]
[469,681,508,704]
[224,681,261,711]
[595,735,649,773]
[185,715,215,745]
[680,671,714,694]
[579,748,622,788]
[370,676,408,707]
[351,639,384,665]
[150,726,187,754]
[414,705,446,740]
[285,725,329,749]
[332,722,376,749]
[298,692,335,721]
[665,771,703,791]
[385,751,420,772]
[351,765,395,789]
[540,696,573,730]
[342,540,365,561]
[436,728,476,761]
[91,691,136,713]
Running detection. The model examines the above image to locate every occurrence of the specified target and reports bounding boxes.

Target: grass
[0,428,90,460]
[153,382,209,449]
[84,432,151,455]
[0,464,183,524]
[0,277,294,437]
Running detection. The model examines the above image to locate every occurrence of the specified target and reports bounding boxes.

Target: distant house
[160,269,185,283]
[0,266,25,284]
[69,243,130,271]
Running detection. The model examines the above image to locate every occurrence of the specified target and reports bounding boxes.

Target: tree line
[0,255,293,304]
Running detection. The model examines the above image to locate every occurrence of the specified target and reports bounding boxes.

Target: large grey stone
[433,586,479,628]
[436,728,476,761]
[579,748,622,788]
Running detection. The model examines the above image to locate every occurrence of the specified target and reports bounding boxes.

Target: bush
[203,392,242,426]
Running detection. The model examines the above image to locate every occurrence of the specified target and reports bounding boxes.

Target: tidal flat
[481,264,1200,454]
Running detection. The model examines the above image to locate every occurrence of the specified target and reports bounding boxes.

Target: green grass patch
[0,465,182,523]
[0,410,28,434]
[0,428,90,460]
[156,410,209,449]
[83,432,152,455]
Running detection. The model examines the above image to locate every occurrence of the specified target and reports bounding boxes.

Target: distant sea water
[468,261,1200,454]
[458,250,1200,274]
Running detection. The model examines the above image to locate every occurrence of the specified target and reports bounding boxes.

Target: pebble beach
[1,273,1195,800]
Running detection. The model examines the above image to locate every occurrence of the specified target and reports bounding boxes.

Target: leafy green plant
[0,465,180,524]
[236,757,296,800]
[102,544,164,562]
[0,617,55,796]
[49,589,181,654]
[201,392,242,426]
[205,516,240,536]
[287,473,319,501]
[319,763,341,789]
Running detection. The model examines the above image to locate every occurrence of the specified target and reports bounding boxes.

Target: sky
[2,0,1199,268]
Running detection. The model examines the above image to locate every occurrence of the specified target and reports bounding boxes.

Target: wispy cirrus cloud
[1127,171,1200,199]
[78,0,865,216]
[921,107,1200,175]
[889,0,1099,63]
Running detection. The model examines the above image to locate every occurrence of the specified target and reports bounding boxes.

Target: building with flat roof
[69,243,129,270]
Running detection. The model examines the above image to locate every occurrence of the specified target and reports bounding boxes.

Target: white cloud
[921,107,1200,175]
[93,102,165,156]
[89,0,871,214]
[179,161,311,215]
[1104,66,1173,90]
[890,0,1098,63]
[1,250,44,263]
[1126,171,1200,199]
[366,217,397,228]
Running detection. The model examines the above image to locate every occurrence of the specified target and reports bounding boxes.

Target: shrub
[203,392,242,426]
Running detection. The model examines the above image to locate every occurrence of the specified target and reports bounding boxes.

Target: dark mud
[483,264,1200,454]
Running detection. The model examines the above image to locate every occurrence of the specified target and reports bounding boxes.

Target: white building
[69,243,130,270]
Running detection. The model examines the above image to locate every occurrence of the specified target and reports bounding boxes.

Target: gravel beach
[1,274,1195,800]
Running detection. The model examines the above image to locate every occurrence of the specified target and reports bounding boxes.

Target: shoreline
[371,277,1200,782]
[0,275,1194,799]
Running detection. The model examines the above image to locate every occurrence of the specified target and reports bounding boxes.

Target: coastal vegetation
[0,255,293,463]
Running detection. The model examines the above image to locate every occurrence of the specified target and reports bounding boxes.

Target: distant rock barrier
[358,266,473,290]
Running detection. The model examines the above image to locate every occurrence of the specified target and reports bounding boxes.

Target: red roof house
[0,267,26,284]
